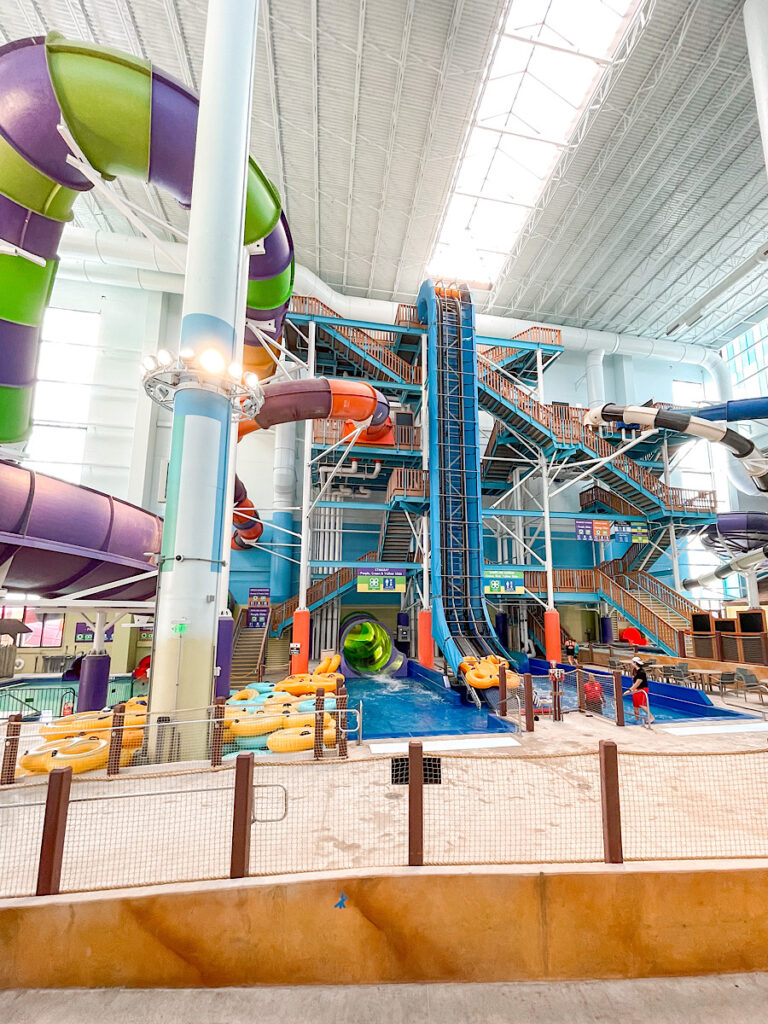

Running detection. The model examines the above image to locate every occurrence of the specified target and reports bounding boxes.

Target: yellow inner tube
[50,735,109,774]
[466,667,499,689]
[316,653,342,674]
[277,673,342,696]
[40,711,112,741]
[230,713,286,737]
[267,724,337,753]
[226,688,258,703]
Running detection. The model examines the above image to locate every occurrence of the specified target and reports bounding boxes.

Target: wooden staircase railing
[254,609,272,682]
[270,550,378,633]
[289,295,419,383]
[522,567,684,654]
[579,485,643,518]
[477,365,716,513]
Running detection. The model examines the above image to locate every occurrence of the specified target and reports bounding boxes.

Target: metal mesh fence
[248,757,407,875]
[530,669,619,723]
[59,767,236,892]
[619,750,768,861]
[423,752,603,864]
[0,777,48,897]
[2,746,768,899]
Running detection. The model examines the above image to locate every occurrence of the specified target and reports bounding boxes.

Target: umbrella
[0,619,32,638]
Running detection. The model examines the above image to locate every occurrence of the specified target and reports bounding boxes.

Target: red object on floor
[133,655,151,680]
[620,626,647,646]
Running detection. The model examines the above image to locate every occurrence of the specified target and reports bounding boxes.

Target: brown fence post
[576,669,586,713]
[313,687,326,760]
[1,713,22,785]
[408,740,424,866]
[336,685,348,760]
[598,740,623,864]
[523,673,535,732]
[107,702,125,776]
[612,670,625,727]
[230,751,254,879]
[498,663,508,718]
[211,696,226,767]
[36,766,73,896]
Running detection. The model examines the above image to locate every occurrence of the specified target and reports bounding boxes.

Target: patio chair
[667,664,695,688]
[735,670,768,704]
[716,670,736,696]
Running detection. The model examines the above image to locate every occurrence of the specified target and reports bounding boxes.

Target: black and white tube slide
[583,404,768,493]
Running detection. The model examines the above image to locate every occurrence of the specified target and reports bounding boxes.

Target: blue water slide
[417,280,527,699]
[687,398,768,422]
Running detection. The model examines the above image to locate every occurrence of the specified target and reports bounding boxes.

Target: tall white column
[662,438,682,592]
[150,0,259,722]
[745,567,761,610]
[420,331,430,609]
[536,348,544,404]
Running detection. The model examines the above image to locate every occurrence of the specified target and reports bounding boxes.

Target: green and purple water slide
[0,32,295,444]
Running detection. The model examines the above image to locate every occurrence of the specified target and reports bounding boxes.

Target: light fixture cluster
[140,347,264,420]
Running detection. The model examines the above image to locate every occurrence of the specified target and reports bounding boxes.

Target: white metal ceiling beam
[261,0,287,204]
[311,0,320,271]
[342,0,366,288]
[365,0,416,296]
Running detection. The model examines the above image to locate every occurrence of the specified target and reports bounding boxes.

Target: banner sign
[592,519,612,541]
[575,519,594,540]
[484,569,525,595]
[631,524,650,545]
[247,587,270,628]
[357,569,406,593]
[75,622,114,644]
[613,523,632,541]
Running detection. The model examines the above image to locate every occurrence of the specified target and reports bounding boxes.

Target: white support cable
[548,429,659,500]
[57,122,187,273]
[309,427,365,510]
[0,239,47,267]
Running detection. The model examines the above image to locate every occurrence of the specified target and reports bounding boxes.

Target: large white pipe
[745,0,768,178]
[585,348,605,407]
[57,227,732,398]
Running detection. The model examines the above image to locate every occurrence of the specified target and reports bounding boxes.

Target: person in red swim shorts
[627,656,654,725]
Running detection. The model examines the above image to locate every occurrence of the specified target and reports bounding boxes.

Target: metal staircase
[379,508,413,561]
[478,371,716,517]
[289,295,419,384]
[231,609,271,688]
[270,551,378,636]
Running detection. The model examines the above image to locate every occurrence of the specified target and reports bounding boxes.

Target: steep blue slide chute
[417,281,527,704]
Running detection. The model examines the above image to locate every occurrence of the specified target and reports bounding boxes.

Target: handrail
[478,326,563,364]
[289,295,418,383]
[477,364,716,513]
[630,570,701,620]
[386,467,428,502]
[254,609,272,683]
[523,567,682,653]
[313,420,422,451]
[270,550,378,631]
[579,485,643,518]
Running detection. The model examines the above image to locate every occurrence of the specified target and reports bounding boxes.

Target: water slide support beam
[292,320,316,673]
[149,0,259,723]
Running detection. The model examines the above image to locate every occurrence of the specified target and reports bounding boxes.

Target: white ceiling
[1,0,768,350]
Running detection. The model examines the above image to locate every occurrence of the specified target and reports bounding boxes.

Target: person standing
[563,636,578,666]
[583,674,606,716]
[627,656,654,725]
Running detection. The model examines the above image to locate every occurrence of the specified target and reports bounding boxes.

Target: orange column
[291,609,310,674]
[544,609,561,664]
[418,609,434,669]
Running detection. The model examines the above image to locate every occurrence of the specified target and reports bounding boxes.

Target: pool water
[0,675,139,718]
[344,674,515,740]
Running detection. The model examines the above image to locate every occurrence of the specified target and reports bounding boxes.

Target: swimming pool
[344,672,516,740]
[0,675,140,718]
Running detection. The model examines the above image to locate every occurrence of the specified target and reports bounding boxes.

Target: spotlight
[228,361,242,380]
[199,348,226,375]
[156,348,173,367]
[244,372,260,388]
[142,354,157,372]
[179,347,194,361]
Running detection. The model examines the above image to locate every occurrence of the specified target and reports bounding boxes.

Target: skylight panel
[428,0,641,287]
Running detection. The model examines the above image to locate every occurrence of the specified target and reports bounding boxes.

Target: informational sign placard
[138,628,154,643]
[592,519,612,541]
[74,622,114,644]
[613,523,633,541]
[575,519,594,541]
[631,524,650,545]
[247,587,270,628]
[484,569,525,595]
[357,569,406,594]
